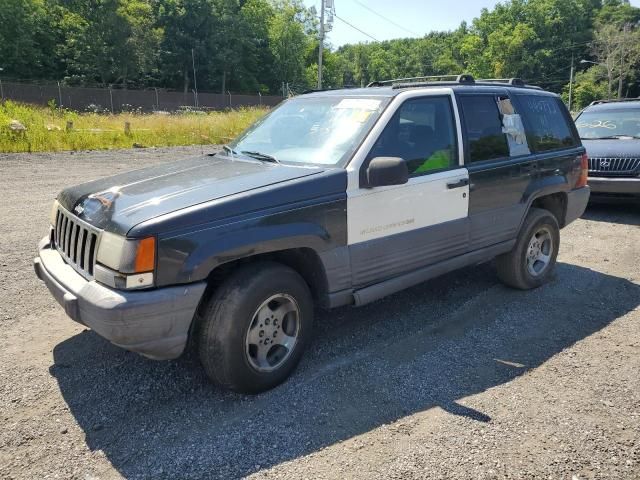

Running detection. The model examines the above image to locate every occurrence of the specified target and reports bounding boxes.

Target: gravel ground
[0,147,639,480]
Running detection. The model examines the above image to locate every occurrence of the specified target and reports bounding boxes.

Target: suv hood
[581,138,640,158]
[58,155,325,235]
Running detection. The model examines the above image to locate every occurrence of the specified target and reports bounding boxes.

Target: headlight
[50,200,59,226]
[95,232,156,289]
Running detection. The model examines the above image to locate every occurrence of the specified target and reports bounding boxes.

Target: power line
[334,14,379,42]
[348,0,419,37]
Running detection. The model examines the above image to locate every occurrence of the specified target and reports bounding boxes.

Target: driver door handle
[446,178,469,189]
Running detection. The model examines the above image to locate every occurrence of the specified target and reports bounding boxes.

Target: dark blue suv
[575,99,640,200]
[35,75,590,393]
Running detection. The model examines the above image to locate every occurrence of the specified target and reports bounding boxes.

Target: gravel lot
[0,147,639,480]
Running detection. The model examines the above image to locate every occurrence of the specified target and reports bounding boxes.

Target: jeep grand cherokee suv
[35,75,590,393]
[575,98,640,200]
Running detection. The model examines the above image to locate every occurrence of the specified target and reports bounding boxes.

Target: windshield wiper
[582,135,640,140]
[241,150,280,164]
[222,145,237,156]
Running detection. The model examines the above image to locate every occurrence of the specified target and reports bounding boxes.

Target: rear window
[516,94,577,152]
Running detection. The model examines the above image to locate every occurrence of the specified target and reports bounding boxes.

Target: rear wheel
[496,208,560,290]
[198,261,313,394]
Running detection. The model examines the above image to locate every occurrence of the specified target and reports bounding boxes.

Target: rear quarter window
[516,94,577,152]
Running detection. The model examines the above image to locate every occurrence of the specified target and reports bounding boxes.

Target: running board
[352,240,516,306]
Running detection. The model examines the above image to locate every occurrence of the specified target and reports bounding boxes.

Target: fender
[519,174,570,231]
[154,197,348,287]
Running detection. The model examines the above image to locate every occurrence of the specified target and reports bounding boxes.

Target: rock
[9,120,26,132]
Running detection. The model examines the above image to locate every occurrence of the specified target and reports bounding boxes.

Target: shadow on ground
[583,200,639,226]
[50,261,639,479]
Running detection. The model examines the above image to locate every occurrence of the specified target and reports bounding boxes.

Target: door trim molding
[352,239,515,306]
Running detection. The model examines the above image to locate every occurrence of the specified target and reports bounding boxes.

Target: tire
[198,261,313,394]
[496,208,560,290]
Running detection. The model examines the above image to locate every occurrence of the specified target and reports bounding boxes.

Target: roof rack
[589,97,640,106]
[367,74,475,88]
[476,78,526,87]
[367,74,542,90]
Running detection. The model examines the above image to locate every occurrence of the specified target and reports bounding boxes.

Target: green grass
[0,100,268,153]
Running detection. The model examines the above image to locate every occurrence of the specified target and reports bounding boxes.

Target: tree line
[1,0,639,109]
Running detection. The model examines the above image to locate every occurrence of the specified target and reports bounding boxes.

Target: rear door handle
[446,178,469,189]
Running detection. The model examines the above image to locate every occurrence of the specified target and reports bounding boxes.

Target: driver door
[347,94,470,287]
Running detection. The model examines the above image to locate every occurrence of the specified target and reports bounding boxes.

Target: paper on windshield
[335,98,381,111]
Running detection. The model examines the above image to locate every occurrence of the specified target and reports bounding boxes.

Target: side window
[368,96,458,177]
[516,94,577,152]
[459,95,509,162]
[497,96,530,157]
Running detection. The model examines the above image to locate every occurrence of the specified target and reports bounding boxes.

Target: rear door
[347,92,470,287]
[512,92,583,194]
[457,92,534,251]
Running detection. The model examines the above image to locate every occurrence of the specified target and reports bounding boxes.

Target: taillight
[576,152,588,188]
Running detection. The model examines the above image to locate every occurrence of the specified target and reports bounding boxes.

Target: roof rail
[366,74,543,90]
[477,78,526,87]
[367,74,475,88]
[589,97,640,106]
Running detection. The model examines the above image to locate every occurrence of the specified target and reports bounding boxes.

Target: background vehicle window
[516,94,577,151]
[459,95,509,162]
[575,108,640,139]
[368,97,458,177]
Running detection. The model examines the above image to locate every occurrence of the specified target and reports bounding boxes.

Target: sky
[303,0,640,48]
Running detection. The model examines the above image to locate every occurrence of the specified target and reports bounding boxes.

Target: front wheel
[496,208,560,290]
[198,261,313,394]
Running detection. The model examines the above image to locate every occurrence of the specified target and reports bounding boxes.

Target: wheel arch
[530,192,568,228]
[201,247,331,306]
[522,176,570,229]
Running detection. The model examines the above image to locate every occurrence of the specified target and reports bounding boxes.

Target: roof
[583,99,640,111]
[301,84,558,99]
[302,74,557,98]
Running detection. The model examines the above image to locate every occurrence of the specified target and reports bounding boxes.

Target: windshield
[229,95,390,166]
[576,108,640,139]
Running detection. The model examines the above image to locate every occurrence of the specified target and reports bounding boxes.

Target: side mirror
[366,157,409,188]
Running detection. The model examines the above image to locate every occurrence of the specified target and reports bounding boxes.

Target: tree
[591,21,640,99]
[0,0,57,80]
[268,0,313,91]
[562,66,609,110]
[156,0,217,93]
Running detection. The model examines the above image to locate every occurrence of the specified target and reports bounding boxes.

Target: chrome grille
[53,206,101,279]
[588,157,640,177]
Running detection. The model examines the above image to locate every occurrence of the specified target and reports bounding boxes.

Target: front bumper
[34,238,207,360]
[564,186,591,226]
[588,176,640,196]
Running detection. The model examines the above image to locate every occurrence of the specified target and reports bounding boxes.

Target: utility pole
[568,53,575,112]
[191,48,198,107]
[317,0,325,90]
[618,23,629,99]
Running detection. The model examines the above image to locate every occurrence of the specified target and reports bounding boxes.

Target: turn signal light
[134,237,156,273]
[576,153,589,188]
